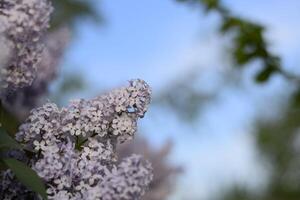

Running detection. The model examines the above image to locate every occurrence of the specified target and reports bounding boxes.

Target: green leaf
[0,102,20,136]
[255,67,276,83]
[0,159,7,170]
[255,58,280,83]
[2,158,48,200]
[0,127,22,150]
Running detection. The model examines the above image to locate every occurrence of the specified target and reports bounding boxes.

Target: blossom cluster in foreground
[0,79,153,200]
[0,0,52,91]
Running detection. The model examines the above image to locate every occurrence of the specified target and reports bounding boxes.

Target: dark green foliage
[58,73,85,93]
[51,0,102,29]
[218,103,300,200]
[176,0,283,83]
[0,102,19,136]
[218,186,257,200]
[252,104,300,200]
[255,62,279,83]
[177,0,222,12]
[0,128,22,151]
[155,74,216,122]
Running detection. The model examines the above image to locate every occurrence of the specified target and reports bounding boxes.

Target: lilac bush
[1,79,153,199]
[0,0,52,91]
[2,27,71,119]
[0,1,154,199]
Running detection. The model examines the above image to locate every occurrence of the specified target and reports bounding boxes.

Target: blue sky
[59,0,300,199]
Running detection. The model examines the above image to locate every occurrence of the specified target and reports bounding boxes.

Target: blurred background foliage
[50,73,86,106]
[177,0,285,82]
[175,0,300,200]
[51,0,102,29]
[217,101,300,200]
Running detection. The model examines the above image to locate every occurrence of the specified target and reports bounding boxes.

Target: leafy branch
[177,0,300,83]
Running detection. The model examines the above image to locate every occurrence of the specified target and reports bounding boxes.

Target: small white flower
[33,140,46,151]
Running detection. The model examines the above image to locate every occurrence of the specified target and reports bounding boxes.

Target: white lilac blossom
[2,27,71,119]
[0,0,52,91]
[1,79,153,200]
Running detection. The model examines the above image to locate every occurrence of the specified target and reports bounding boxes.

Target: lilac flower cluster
[2,27,71,119]
[0,0,52,91]
[1,79,153,199]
